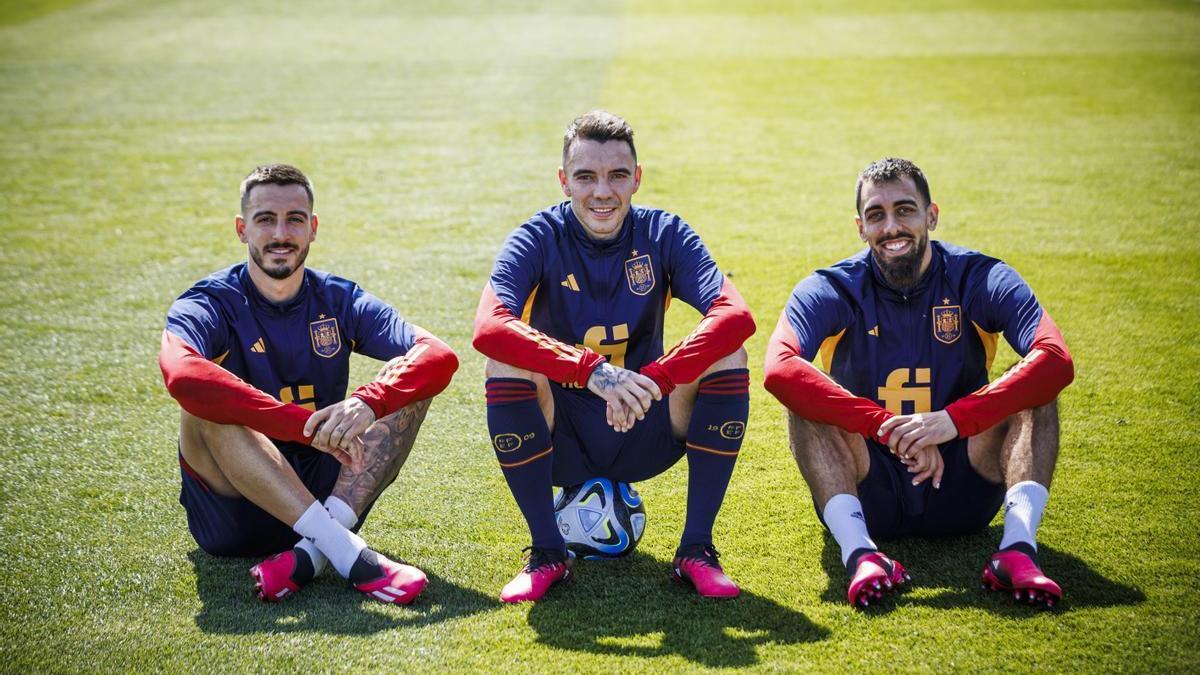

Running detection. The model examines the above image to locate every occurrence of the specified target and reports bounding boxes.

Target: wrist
[639,361,676,395]
[350,389,387,420]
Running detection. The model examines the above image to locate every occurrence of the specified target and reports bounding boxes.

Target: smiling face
[236,182,318,281]
[856,175,939,290]
[558,138,642,241]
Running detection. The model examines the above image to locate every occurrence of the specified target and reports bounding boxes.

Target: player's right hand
[303,397,377,469]
[587,362,662,433]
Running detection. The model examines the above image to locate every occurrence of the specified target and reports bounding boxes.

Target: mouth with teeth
[264,244,297,257]
[877,236,914,257]
[587,204,619,220]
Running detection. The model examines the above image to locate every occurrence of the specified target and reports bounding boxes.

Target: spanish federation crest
[309,316,342,358]
[625,253,655,296]
[932,305,962,344]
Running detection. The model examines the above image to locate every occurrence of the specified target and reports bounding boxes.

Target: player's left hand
[878,410,958,459]
[901,444,944,488]
[304,397,377,466]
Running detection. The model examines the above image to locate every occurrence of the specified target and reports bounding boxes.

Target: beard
[870,232,928,290]
[250,242,309,280]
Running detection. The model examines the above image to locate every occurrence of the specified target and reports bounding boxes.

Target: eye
[288,215,305,224]
[897,206,915,216]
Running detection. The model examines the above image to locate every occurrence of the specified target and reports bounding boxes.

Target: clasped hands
[586,362,663,433]
[877,410,959,489]
[303,397,377,470]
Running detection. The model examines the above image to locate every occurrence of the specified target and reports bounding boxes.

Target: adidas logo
[250,338,266,353]
[561,274,580,292]
[851,511,865,521]
[867,325,879,337]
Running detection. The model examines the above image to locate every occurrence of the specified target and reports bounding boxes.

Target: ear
[235,215,247,243]
[310,212,319,240]
[558,166,570,197]
[928,202,939,231]
[855,215,866,242]
[631,163,643,194]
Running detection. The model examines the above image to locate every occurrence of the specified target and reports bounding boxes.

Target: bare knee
[483,359,554,430]
[178,410,240,497]
[787,413,870,483]
[484,358,538,380]
[705,347,748,374]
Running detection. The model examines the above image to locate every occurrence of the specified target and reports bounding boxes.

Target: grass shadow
[526,551,829,668]
[818,526,1146,614]
[189,549,499,635]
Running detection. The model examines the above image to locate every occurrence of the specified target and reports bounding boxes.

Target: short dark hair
[855,157,931,215]
[240,164,314,214]
[562,110,637,166]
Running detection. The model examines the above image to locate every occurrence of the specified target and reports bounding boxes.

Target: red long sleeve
[640,278,756,395]
[350,332,459,419]
[762,313,895,438]
[472,283,606,386]
[158,330,313,443]
[945,311,1074,437]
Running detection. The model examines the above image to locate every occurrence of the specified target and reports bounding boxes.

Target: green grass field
[1,0,1197,670]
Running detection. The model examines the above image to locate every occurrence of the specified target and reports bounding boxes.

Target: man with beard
[763,158,1074,609]
[159,164,458,604]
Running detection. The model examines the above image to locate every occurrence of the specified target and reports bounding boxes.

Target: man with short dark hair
[159,164,458,604]
[763,157,1074,609]
[473,111,756,602]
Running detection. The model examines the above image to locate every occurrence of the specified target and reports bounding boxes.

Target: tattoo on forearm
[591,364,629,392]
[331,398,432,515]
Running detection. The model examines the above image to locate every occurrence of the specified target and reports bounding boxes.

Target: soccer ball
[553,477,646,559]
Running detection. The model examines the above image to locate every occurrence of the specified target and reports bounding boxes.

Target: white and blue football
[553,478,646,558]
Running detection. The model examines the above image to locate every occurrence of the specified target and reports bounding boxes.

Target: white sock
[292,501,367,578]
[325,496,359,530]
[293,497,359,576]
[823,493,877,566]
[999,480,1049,551]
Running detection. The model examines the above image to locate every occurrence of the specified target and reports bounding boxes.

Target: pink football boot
[351,551,428,605]
[982,542,1062,608]
[672,544,740,598]
[500,547,574,603]
[250,548,314,602]
[846,548,910,608]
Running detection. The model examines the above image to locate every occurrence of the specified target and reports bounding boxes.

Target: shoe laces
[676,544,721,568]
[521,546,567,573]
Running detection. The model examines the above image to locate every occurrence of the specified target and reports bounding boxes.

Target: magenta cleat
[250,548,315,602]
[350,550,427,605]
[981,542,1061,608]
[500,547,574,603]
[846,548,910,608]
[672,544,740,598]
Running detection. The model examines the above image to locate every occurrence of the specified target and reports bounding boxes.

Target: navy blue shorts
[819,438,1005,540]
[549,385,686,486]
[179,444,372,558]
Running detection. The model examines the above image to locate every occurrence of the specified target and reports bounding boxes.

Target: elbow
[1057,351,1075,388]
[762,360,786,398]
[471,328,496,357]
[734,308,757,342]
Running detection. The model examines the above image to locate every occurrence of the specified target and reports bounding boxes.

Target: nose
[592,177,614,199]
[271,218,291,240]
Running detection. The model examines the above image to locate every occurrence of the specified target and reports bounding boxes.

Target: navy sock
[681,369,750,548]
[486,378,564,552]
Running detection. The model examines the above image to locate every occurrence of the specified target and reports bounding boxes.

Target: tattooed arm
[330,398,432,516]
[586,361,662,433]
